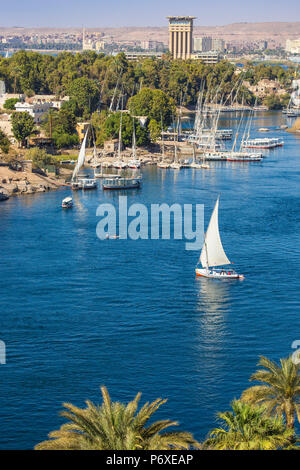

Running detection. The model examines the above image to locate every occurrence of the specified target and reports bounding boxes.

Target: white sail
[291,79,300,108]
[72,129,88,182]
[200,197,231,268]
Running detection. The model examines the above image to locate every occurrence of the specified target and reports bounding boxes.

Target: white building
[193,37,212,52]
[141,40,165,51]
[286,38,300,54]
[14,101,51,123]
[191,51,222,64]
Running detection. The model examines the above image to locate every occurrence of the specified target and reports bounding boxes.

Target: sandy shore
[0,165,71,199]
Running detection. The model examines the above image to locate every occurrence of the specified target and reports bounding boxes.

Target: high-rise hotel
[167,16,196,60]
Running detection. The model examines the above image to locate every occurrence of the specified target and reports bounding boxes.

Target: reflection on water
[196,276,231,316]
[195,277,231,350]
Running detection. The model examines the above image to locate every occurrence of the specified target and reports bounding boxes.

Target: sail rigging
[199,197,231,268]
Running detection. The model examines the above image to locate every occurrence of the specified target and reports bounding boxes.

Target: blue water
[0,112,300,449]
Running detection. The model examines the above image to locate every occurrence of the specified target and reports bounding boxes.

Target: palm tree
[241,356,300,430]
[35,386,200,450]
[204,400,294,450]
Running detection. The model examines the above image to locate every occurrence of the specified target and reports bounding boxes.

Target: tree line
[0,50,295,110]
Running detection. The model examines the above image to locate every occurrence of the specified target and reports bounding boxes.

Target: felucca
[71,127,97,190]
[195,197,244,279]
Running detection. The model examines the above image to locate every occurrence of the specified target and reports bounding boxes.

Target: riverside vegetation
[0,51,295,156]
[35,355,300,450]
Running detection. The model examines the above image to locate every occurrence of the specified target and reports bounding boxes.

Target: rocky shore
[0,165,71,200]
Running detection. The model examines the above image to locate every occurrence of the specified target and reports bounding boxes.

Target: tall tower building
[167,16,196,59]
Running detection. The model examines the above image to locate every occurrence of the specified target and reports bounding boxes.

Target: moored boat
[225,152,262,162]
[242,137,283,149]
[80,178,98,190]
[102,176,141,190]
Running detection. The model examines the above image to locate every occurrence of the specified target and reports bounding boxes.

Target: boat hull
[103,183,140,190]
[195,268,244,279]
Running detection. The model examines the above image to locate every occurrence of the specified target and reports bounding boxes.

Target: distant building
[76,122,90,141]
[212,38,225,52]
[95,40,106,50]
[104,139,119,153]
[191,51,222,64]
[258,40,268,51]
[141,40,165,51]
[167,16,196,59]
[125,51,163,61]
[0,93,24,108]
[14,101,51,123]
[193,37,212,52]
[286,38,300,54]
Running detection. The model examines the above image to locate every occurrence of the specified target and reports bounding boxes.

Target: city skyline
[1,0,300,28]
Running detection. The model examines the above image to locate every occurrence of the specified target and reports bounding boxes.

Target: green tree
[42,108,78,148]
[3,98,19,110]
[0,129,10,154]
[263,94,283,110]
[27,147,53,168]
[105,112,149,147]
[128,88,175,127]
[204,400,294,450]
[11,112,35,147]
[148,118,161,142]
[35,386,199,450]
[241,356,300,431]
[67,77,100,117]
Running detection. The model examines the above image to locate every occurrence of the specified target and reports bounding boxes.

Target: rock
[0,186,9,200]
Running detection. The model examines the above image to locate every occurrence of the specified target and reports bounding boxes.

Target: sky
[0,0,300,28]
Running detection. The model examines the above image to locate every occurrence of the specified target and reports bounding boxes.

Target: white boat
[157,162,170,169]
[170,162,182,169]
[102,176,141,190]
[128,125,141,169]
[128,159,141,169]
[113,160,128,169]
[71,129,97,190]
[81,178,98,190]
[242,137,283,149]
[225,152,262,162]
[195,197,244,279]
[62,196,73,208]
[71,131,88,190]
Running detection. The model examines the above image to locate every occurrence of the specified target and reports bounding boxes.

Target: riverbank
[0,165,71,199]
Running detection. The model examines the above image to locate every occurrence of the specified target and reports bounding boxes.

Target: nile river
[0,111,300,448]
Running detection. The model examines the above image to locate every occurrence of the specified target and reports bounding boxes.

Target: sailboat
[195,197,244,279]
[113,110,127,169]
[71,128,97,190]
[157,122,170,168]
[128,123,141,169]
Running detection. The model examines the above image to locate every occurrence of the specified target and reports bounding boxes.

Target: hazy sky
[1,0,300,28]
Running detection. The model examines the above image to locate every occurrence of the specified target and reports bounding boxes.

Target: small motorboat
[62,196,73,208]
[195,197,244,280]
